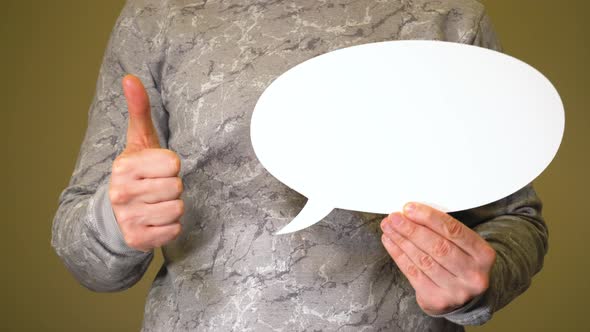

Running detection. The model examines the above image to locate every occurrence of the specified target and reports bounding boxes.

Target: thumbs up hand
[108,75,184,252]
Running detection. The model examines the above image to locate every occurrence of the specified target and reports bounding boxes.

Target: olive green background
[2,0,588,331]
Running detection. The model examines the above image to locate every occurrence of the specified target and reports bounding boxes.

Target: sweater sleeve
[438,182,548,325]
[437,10,550,325]
[50,0,170,292]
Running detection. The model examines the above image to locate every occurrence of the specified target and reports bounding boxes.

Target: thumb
[122,74,161,152]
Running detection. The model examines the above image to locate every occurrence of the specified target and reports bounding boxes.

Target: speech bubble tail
[275,200,334,235]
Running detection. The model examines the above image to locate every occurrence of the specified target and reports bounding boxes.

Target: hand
[380,202,496,316]
[108,74,184,252]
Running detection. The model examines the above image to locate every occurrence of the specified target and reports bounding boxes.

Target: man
[52,0,548,330]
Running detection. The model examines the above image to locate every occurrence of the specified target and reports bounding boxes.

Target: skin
[380,203,497,315]
[108,74,185,252]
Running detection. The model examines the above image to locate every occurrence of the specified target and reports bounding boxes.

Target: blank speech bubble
[250,40,564,235]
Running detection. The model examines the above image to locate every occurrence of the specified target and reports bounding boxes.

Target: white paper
[249,40,564,235]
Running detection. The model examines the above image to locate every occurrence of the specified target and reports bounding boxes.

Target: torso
[143,1,483,330]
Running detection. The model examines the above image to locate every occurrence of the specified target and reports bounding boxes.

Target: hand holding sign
[250,40,564,235]
[108,75,184,252]
[381,203,497,315]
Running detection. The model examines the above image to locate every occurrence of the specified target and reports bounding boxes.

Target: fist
[108,74,184,252]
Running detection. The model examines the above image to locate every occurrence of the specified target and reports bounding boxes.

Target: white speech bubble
[250,40,564,235]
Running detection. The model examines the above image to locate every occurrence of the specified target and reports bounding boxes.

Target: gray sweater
[51,0,549,331]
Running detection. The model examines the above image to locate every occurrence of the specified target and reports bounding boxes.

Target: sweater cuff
[90,183,148,256]
[429,291,492,326]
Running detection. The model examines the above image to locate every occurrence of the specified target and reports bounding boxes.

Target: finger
[138,177,183,203]
[114,148,181,179]
[382,213,474,278]
[121,177,183,204]
[381,234,441,295]
[383,226,459,290]
[403,202,489,258]
[141,199,184,226]
[145,222,183,248]
[122,74,161,152]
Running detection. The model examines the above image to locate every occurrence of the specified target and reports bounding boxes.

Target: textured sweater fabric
[51,0,549,331]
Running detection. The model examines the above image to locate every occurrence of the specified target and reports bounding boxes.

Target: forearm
[51,182,153,292]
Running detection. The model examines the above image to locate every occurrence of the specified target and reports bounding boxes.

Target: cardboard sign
[250,40,564,234]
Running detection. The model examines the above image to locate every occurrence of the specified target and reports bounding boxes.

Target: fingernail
[404,203,415,215]
[123,74,134,87]
[390,213,403,226]
[382,218,394,233]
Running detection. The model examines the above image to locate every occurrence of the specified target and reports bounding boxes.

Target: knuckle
[124,233,140,249]
[175,177,184,194]
[423,207,435,222]
[112,157,128,176]
[173,200,185,217]
[437,302,451,314]
[156,224,183,247]
[481,244,497,266]
[116,209,129,224]
[168,152,181,174]
[416,294,426,308]
[416,295,432,312]
[406,263,420,278]
[471,272,490,294]
[382,235,400,258]
[455,290,472,306]
[403,222,417,238]
[109,187,128,204]
[109,188,121,204]
[433,238,452,257]
[380,218,388,232]
[429,299,448,314]
[171,223,183,240]
[419,254,434,270]
[116,209,131,223]
[381,233,389,245]
[393,232,406,245]
[444,215,463,238]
